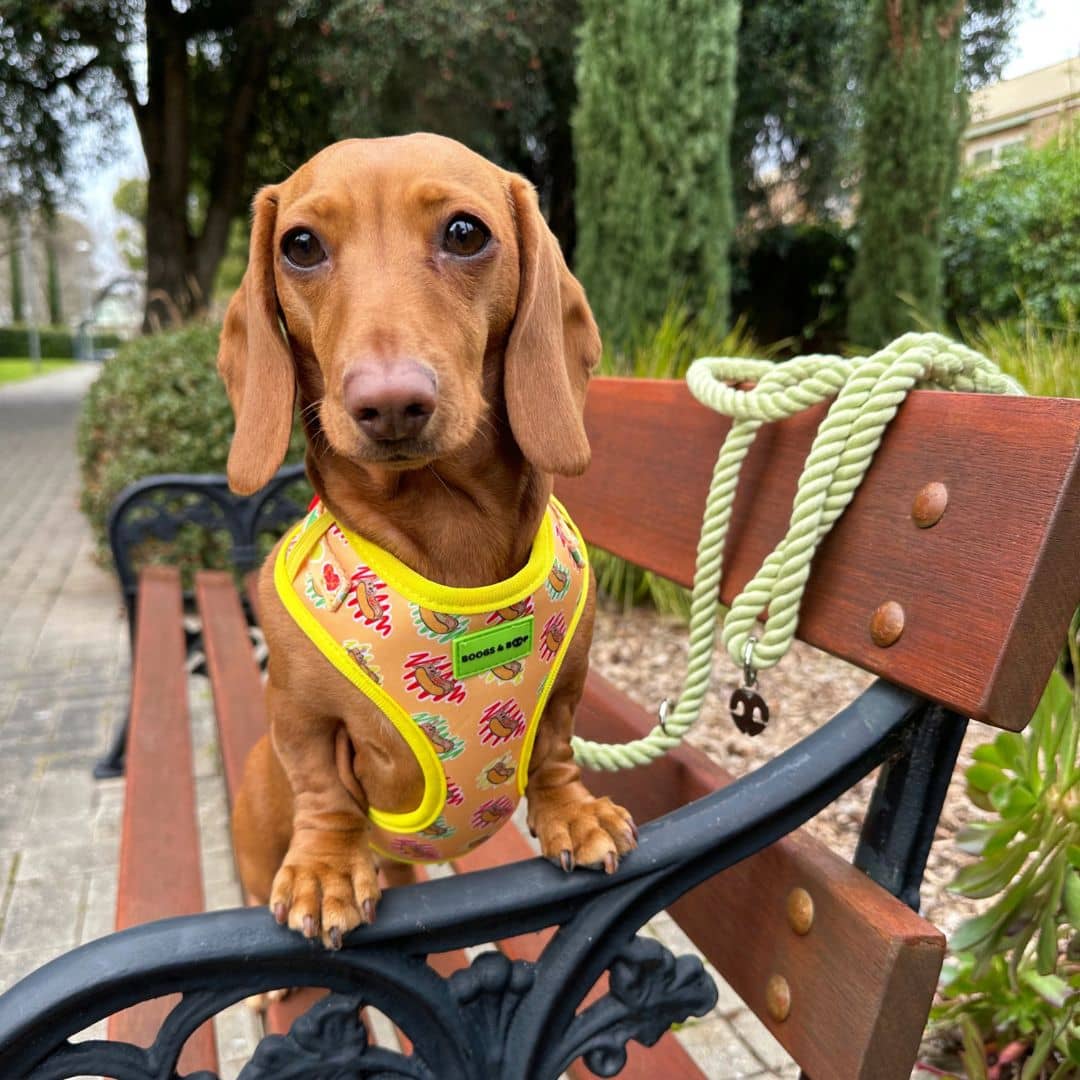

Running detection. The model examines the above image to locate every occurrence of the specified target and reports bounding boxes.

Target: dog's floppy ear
[217,186,296,495]
[504,177,600,477]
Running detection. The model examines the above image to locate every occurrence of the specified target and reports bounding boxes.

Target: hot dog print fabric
[276,497,588,863]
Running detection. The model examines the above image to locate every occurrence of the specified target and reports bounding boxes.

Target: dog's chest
[275,498,589,862]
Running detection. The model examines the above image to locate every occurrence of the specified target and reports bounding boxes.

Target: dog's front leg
[267,684,381,949]
[525,601,637,873]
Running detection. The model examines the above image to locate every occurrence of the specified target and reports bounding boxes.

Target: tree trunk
[141,2,193,332]
[8,213,22,323]
[44,213,62,325]
[188,18,275,310]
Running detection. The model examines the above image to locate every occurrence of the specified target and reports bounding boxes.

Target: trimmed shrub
[943,133,1080,326]
[0,326,126,358]
[78,324,307,566]
[0,325,75,358]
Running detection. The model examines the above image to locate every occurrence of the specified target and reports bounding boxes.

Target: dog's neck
[308,437,552,590]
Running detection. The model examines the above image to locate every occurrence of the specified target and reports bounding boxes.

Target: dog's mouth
[353,436,439,471]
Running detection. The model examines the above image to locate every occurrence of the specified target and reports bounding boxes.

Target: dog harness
[274,495,589,863]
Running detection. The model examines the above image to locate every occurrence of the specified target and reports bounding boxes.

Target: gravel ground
[589,601,997,938]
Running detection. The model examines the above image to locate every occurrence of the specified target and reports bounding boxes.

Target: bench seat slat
[197,571,267,807]
[110,567,217,1073]
[576,670,944,1080]
[557,380,1080,730]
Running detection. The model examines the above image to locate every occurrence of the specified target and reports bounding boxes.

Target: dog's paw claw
[532,796,637,876]
[270,842,381,949]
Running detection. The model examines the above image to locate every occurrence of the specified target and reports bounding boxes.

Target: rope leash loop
[571,332,1021,771]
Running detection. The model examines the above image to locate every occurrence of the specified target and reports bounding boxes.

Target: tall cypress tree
[847,0,967,348]
[573,0,740,354]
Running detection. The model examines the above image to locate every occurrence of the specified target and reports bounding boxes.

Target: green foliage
[0,359,73,383]
[732,223,855,355]
[962,316,1080,400]
[589,306,770,617]
[0,325,76,358]
[573,0,740,353]
[943,133,1080,327]
[732,0,861,220]
[847,0,967,349]
[931,614,1080,1077]
[113,178,146,274]
[77,325,307,566]
[322,1,577,173]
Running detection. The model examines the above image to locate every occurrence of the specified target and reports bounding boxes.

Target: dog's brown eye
[443,215,490,258]
[281,229,326,269]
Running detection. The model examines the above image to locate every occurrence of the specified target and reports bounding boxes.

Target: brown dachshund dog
[218,135,637,949]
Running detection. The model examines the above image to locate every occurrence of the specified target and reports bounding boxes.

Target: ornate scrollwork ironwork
[3,682,929,1079]
[242,992,430,1079]
[558,936,719,1078]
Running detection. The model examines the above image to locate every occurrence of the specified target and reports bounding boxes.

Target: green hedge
[0,325,76,358]
[0,325,125,358]
[78,325,307,569]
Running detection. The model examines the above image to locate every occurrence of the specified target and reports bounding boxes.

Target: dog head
[218,134,600,495]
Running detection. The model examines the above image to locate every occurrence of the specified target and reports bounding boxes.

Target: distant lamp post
[18,214,41,373]
[74,240,95,363]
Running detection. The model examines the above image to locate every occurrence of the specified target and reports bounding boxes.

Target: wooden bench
[0,375,1078,1080]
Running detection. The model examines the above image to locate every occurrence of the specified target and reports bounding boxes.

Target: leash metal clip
[731,636,770,737]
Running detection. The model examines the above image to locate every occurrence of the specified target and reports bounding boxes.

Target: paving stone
[677,1013,771,1078]
[30,766,97,825]
[18,841,119,883]
[0,875,83,954]
[214,1003,264,1079]
[732,1010,796,1072]
[80,870,119,945]
[0,942,69,993]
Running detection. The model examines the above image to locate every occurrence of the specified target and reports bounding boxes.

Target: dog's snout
[343,361,438,442]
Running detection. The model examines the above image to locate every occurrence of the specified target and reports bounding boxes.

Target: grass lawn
[0,358,76,384]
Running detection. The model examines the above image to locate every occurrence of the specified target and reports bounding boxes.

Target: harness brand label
[452,616,534,680]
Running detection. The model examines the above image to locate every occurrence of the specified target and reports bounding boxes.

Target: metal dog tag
[730,686,769,736]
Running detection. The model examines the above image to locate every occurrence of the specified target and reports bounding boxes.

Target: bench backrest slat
[557,379,1080,730]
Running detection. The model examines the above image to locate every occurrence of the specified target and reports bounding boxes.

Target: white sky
[71,0,1080,275]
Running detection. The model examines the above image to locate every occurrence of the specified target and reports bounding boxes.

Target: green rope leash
[571,331,1023,771]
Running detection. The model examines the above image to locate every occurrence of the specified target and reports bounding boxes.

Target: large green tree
[322,1,581,254]
[731,0,1020,227]
[573,0,740,352]
[845,0,1021,347]
[0,1,334,330]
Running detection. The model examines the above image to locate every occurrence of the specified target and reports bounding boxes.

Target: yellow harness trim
[274,498,589,842]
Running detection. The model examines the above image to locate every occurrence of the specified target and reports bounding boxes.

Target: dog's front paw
[531,795,637,874]
[270,832,381,949]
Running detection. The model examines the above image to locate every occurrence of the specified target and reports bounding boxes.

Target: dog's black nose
[343,362,437,441]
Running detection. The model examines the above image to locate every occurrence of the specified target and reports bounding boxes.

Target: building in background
[964,56,1079,169]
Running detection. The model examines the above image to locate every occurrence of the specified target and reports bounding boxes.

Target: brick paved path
[0,364,802,1078]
